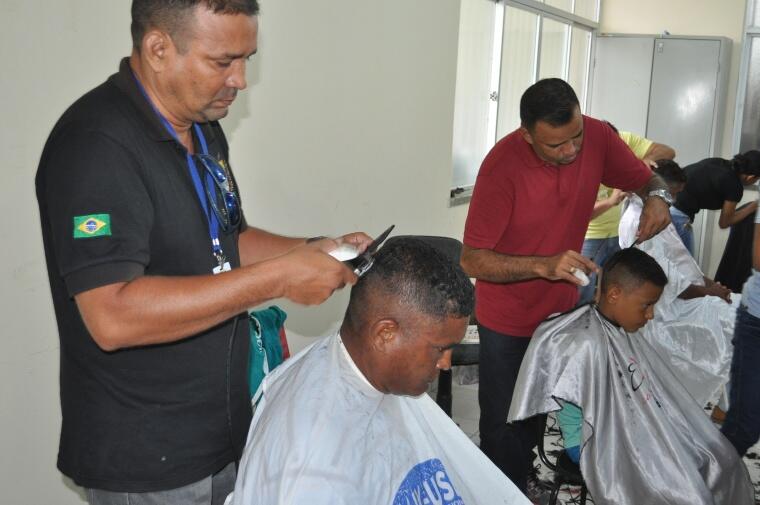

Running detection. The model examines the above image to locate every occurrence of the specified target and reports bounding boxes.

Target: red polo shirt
[463,116,652,337]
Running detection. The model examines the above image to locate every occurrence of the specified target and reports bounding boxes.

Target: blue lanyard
[131,73,225,266]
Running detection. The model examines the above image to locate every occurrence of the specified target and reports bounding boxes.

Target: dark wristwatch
[647,189,674,207]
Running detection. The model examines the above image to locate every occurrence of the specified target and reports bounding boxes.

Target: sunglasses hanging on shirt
[196,153,241,233]
[131,69,238,274]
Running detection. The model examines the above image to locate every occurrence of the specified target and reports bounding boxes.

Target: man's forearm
[678,284,707,300]
[460,246,546,283]
[76,243,355,351]
[238,226,305,266]
[590,198,616,220]
[643,142,676,162]
[75,259,289,351]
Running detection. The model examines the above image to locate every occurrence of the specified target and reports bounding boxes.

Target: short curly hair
[520,78,580,131]
[131,0,260,52]
[344,238,474,329]
[601,248,667,294]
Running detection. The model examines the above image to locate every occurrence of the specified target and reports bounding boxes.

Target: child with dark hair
[509,248,753,505]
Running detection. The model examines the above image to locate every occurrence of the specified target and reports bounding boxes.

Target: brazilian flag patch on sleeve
[73,214,112,238]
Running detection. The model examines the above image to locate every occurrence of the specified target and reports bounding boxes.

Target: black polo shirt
[35,58,252,492]
[674,157,744,220]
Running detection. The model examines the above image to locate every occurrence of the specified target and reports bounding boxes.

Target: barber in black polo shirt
[34,2,370,504]
[671,150,760,255]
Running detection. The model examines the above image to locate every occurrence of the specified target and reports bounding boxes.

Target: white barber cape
[619,195,739,406]
[229,333,530,505]
[509,305,753,505]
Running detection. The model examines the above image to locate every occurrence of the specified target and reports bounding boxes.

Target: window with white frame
[735,0,760,154]
[450,0,599,203]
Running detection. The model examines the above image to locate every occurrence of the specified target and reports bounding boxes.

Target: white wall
[1,2,133,503]
[3,0,754,502]
[0,1,466,503]
[600,0,751,276]
[231,0,468,336]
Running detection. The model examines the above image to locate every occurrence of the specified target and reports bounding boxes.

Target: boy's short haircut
[601,248,667,294]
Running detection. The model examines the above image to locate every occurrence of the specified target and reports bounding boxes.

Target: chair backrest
[384,235,463,266]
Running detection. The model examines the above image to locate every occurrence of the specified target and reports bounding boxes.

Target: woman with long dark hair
[671,151,760,254]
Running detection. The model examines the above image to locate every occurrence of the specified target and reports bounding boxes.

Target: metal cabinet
[589,34,731,267]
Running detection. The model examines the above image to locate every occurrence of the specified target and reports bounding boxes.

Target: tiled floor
[432,374,760,504]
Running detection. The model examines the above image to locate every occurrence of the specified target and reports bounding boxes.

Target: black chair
[536,413,588,505]
[383,235,478,417]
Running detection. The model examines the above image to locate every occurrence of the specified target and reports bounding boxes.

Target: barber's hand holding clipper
[274,231,372,306]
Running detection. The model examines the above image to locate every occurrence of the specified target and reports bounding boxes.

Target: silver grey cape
[508,305,753,505]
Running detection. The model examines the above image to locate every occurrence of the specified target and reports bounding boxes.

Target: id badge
[213,262,232,275]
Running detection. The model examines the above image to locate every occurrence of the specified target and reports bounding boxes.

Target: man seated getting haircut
[509,248,753,505]
[229,238,531,505]
[619,160,739,408]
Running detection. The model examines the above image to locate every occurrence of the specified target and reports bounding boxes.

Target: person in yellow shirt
[578,122,676,304]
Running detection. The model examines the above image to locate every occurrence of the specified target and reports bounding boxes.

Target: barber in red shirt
[461,78,671,495]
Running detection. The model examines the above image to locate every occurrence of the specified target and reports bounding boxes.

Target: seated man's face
[610,281,663,333]
[380,315,468,397]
